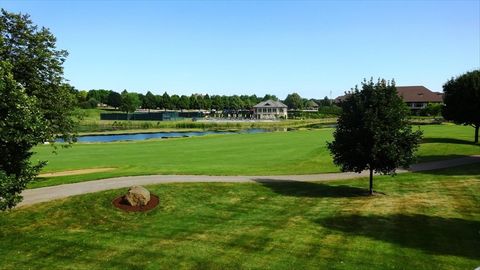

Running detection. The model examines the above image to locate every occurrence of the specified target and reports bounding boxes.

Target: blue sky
[2,0,479,99]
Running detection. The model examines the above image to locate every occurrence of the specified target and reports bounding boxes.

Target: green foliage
[0,9,77,209]
[106,91,122,108]
[143,91,157,111]
[120,91,141,114]
[178,95,190,111]
[120,92,266,112]
[284,93,304,110]
[0,62,47,210]
[86,89,110,104]
[262,94,278,101]
[442,69,480,143]
[328,79,422,194]
[319,96,332,107]
[419,103,442,116]
[76,90,88,103]
[160,92,171,110]
[0,9,77,143]
[317,104,342,115]
[78,98,98,109]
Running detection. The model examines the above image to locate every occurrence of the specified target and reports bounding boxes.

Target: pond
[67,129,270,143]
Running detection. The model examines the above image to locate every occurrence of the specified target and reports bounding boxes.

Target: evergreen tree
[143,91,157,112]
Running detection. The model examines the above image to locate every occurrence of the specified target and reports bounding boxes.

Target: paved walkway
[18,155,480,207]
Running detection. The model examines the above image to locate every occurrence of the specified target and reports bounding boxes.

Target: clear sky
[2,0,479,99]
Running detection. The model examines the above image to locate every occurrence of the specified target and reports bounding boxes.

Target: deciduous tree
[442,70,480,143]
[284,93,304,110]
[0,9,77,209]
[328,79,422,195]
[120,91,141,117]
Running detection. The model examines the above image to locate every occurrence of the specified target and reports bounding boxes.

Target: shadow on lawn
[422,137,479,146]
[316,214,480,259]
[413,156,480,176]
[254,179,369,198]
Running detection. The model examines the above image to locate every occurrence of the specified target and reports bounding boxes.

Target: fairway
[30,124,480,188]
[2,164,479,269]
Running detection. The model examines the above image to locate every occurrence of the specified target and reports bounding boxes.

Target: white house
[253,100,288,119]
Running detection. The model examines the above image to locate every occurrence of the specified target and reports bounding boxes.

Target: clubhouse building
[335,85,443,112]
[253,100,288,119]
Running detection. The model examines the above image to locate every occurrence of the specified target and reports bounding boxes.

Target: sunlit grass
[2,164,479,269]
[29,124,480,188]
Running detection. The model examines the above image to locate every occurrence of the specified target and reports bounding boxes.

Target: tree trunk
[475,124,479,144]
[369,167,374,195]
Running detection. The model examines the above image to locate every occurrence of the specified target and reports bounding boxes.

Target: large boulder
[125,186,151,206]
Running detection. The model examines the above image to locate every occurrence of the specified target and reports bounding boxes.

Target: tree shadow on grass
[422,137,479,146]
[412,156,480,176]
[253,179,370,198]
[316,214,480,259]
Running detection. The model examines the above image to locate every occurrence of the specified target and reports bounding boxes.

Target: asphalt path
[18,155,480,207]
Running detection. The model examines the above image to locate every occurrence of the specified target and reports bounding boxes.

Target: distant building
[253,100,288,119]
[335,85,443,111]
[396,86,443,111]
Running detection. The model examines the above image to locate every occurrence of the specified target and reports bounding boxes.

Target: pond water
[69,129,270,143]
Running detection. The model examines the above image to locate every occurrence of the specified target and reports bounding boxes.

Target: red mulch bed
[112,194,159,212]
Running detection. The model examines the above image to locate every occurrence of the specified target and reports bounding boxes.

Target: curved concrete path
[18,155,480,207]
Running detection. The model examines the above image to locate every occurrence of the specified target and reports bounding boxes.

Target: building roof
[253,99,288,108]
[334,86,443,103]
[396,86,443,103]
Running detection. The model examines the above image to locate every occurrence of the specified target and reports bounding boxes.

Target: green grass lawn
[416,124,480,160]
[30,124,480,188]
[2,165,479,269]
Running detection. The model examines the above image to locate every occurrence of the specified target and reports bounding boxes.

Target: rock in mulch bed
[112,194,159,212]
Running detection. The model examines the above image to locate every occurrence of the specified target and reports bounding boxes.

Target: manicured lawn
[416,124,480,161]
[30,124,479,188]
[2,165,479,269]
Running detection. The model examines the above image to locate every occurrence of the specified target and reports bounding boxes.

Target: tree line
[76,89,335,112]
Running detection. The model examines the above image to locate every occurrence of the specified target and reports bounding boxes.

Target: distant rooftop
[396,86,443,103]
[335,86,443,103]
[253,100,288,108]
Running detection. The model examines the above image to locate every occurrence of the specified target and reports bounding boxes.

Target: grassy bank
[2,165,479,269]
[30,124,480,188]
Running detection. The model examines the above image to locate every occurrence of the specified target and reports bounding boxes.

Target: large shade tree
[120,90,141,117]
[328,79,422,195]
[442,70,480,143]
[0,9,77,210]
[284,93,304,110]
